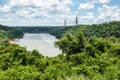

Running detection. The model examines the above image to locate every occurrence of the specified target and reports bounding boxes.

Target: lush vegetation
[17,21,120,38]
[1,21,120,79]
[0,24,23,44]
[49,21,120,38]
[16,27,64,38]
[55,32,120,80]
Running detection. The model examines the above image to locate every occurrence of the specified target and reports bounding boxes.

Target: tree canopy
[1,21,120,79]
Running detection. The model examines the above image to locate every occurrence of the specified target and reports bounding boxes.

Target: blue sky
[0,0,120,26]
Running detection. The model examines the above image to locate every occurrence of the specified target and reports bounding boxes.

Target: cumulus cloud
[78,0,111,10]
[0,0,75,26]
[81,12,94,19]
[98,0,110,3]
[0,0,119,26]
[90,0,111,4]
[79,12,97,24]
[0,4,10,13]
[79,2,95,10]
[0,18,4,22]
[77,0,120,24]
[98,4,120,22]
[78,4,120,24]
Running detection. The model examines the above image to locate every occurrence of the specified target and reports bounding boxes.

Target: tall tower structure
[75,16,78,26]
[64,19,66,27]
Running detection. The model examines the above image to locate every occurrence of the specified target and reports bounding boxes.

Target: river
[15,33,61,57]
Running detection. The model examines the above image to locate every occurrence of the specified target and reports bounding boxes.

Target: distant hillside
[82,21,120,38]
[16,27,62,33]
[50,21,120,38]
[12,21,120,39]
[0,24,23,44]
[15,27,64,38]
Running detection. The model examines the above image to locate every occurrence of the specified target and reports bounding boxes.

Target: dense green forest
[16,26,63,33]
[0,24,23,44]
[1,21,120,79]
[16,21,120,38]
[50,21,120,38]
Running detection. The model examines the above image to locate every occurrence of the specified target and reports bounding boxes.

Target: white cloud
[16,9,30,17]
[1,0,119,26]
[98,0,110,3]
[91,0,111,4]
[7,18,12,22]
[0,0,75,26]
[79,12,97,24]
[0,4,10,13]
[98,4,120,22]
[0,0,72,14]
[79,0,111,10]
[62,0,73,5]
[79,2,95,10]
[81,12,94,19]
[0,18,4,22]
[78,3,120,24]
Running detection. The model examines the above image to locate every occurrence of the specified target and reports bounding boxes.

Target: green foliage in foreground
[55,32,85,55]
[1,31,120,80]
[1,21,120,79]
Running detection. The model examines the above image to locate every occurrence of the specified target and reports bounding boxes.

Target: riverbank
[8,38,19,44]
